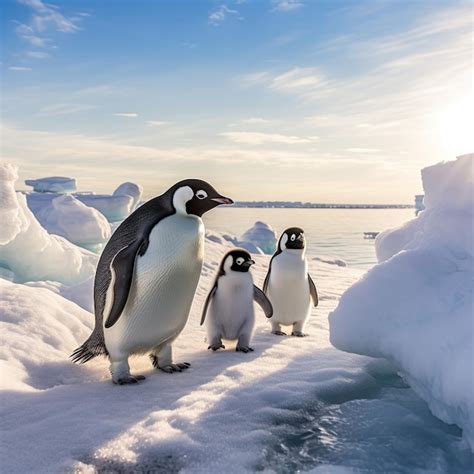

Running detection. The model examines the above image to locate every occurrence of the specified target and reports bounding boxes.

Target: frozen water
[330,154,474,450]
[240,220,277,254]
[0,164,97,285]
[34,194,111,250]
[75,193,136,222]
[112,181,143,211]
[25,176,77,193]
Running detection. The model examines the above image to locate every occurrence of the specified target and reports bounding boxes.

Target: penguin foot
[291,331,307,337]
[272,330,287,336]
[159,363,191,374]
[208,344,225,351]
[236,346,254,353]
[115,374,146,385]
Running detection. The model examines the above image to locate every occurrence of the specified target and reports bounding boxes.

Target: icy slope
[0,164,97,284]
[330,154,474,449]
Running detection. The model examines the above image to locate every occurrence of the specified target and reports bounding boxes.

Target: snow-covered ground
[1,160,473,473]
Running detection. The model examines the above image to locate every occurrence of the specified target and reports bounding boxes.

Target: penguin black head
[280,227,305,250]
[170,179,233,217]
[222,249,255,273]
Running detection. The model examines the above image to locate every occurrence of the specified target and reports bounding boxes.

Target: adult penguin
[72,179,233,384]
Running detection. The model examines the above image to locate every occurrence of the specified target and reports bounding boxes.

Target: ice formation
[25,176,77,193]
[330,154,474,449]
[34,194,111,249]
[112,181,143,211]
[0,164,97,285]
[240,221,277,254]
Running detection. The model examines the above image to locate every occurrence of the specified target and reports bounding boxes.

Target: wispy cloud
[239,71,271,86]
[209,5,242,25]
[114,113,138,118]
[8,66,32,72]
[240,117,272,125]
[25,50,49,59]
[147,120,169,127]
[221,131,311,145]
[272,0,304,12]
[271,67,324,91]
[38,103,97,116]
[346,148,380,154]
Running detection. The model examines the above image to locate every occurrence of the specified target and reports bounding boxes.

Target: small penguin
[71,179,233,384]
[200,249,273,353]
[263,227,318,337]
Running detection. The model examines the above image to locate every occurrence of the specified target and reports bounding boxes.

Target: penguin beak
[243,259,255,267]
[297,234,304,241]
[211,196,234,205]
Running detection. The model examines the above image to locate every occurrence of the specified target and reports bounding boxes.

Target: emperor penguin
[71,179,233,384]
[200,249,273,353]
[263,228,318,337]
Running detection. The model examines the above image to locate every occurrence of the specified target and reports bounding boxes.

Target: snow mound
[75,193,136,222]
[25,176,77,193]
[34,194,111,250]
[240,221,277,254]
[313,255,347,267]
[0,164,97,285]
[113,181,143,211]
[0,279,94,392]
[329,154,474,449]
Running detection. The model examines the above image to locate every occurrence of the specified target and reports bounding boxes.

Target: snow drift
[329,154,474,449]
[0,164,97,285]
[240,221,277,254]
[34,194,111,250]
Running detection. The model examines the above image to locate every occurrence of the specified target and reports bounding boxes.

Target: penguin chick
[263,227,318,337]
[201,249,273,353]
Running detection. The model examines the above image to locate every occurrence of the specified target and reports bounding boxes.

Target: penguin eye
[291,234,296,241]
[236,257,245,265]
[196,190,208,200]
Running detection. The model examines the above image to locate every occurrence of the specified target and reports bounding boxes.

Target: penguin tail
[70,332,108,364]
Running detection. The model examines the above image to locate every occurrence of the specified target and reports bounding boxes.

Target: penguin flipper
[308,274,319,307]
[104,240,144,329]
[253,285,273,318]
[200,284,217,326]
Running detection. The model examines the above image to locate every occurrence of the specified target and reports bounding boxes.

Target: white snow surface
[330,154,474,449]
[0,164,97,285]
[25,176,77,193]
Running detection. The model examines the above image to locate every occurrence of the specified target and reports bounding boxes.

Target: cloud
[273,1,304,12]
[209,5,242,25]
[8,66,32,72]
[26,50,49,59]
[38,103,97,116]
[239,71,271,86]
[346,148,380,153]
[147,121,169,127]
[270,67,324,91]
[221,131,311,145]
[114,113,138,118]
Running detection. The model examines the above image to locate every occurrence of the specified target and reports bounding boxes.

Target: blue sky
[1,0,472,203]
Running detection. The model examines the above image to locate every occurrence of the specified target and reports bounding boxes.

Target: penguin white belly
[104,214,204,357]
[209,274,254,340]
[267,252,310,325]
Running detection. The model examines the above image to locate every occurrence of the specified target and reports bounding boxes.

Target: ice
[34,194,111,250]
[25,176,77,193]
[240,221,277,254]
[330,154,474,450]
[0,164,97,285]
[112,181,143,211]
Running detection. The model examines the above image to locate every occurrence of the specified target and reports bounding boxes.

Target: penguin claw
[291,331,307,337]
[236,346,254,353]
[272,330,287,336]
[115,374,146,385]
[159,363,191,374]
[208,344,225,351]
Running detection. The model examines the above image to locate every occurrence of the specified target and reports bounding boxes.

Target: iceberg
[239,221,277,254]
[0,164,97,285]
[25,176,77,193]
[329,154,474,449]
[33,194,111,250]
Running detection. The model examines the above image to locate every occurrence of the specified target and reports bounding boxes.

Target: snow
[0,164,97,285]
[330,154,474,450]
[1,159,473,472]
[32,194,111,250]
[25,176,77,193]
[112,181,143,211]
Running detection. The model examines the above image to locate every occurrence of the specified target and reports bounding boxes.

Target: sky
[1,0,473,203]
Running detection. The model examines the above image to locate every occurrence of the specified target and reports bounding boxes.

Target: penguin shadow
[1,326,286,473]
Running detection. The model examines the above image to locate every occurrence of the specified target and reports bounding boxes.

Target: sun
[438,94,474,157]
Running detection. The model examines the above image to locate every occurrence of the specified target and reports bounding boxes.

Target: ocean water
[204,208,415,269]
